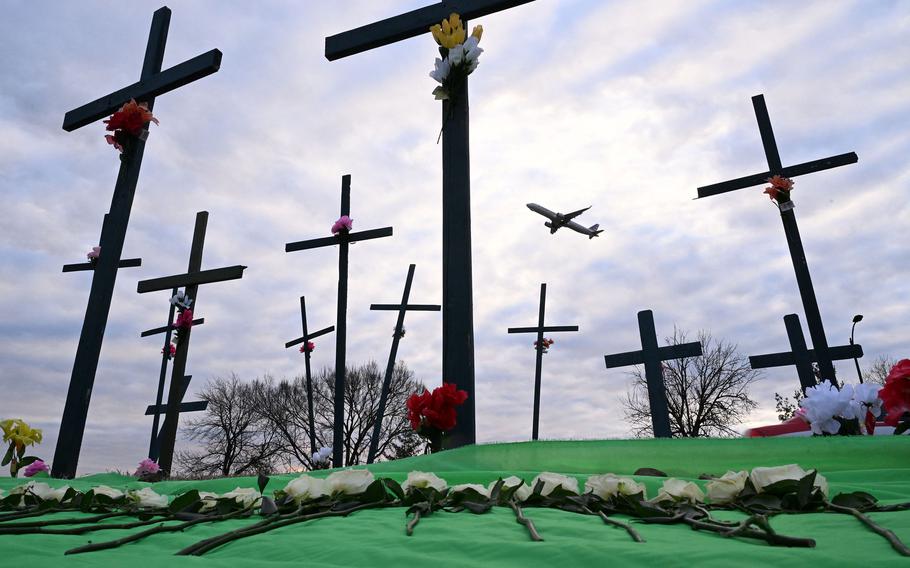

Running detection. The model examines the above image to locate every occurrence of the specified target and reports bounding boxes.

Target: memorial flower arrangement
[394,326,406,339]
[331,215,353,235]
[534,337,555,353]
[880,359,910,434]
[311,446,332,469]
[763,175,794,205]
[162,344,176,359]
[299,341,316,354]
[134,458,161,480]
[407,382,469,452]
[104,99,158,153]
[799,382,882,435]
[86,246,101,263]
[3,464,910,558]
[1,419,44,478]
[428,13,483,102]
[170,291,194,347]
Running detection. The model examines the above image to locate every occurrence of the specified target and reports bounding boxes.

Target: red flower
[880,359,910,426]
[175,308,194,330]
[299,341,315,353]
[763,175,794,202]
[407,382,468,433]
[162,344,176,357]
[105,99,158,135]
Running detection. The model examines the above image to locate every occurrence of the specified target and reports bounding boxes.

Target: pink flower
[86,246,101,260]
[331,215,354,235]
[135,458,160,477]
[162,344,176,358]
[300,341,315,353]
[23,459,49,477]
[175,308,194,330]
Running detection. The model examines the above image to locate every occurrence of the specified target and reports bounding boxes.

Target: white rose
[814,472,829,497]
[222,487,262,508]
[198,491,219,512]
[492,476,532,502]
[128,487,168,509]
[652,478,705,503]
[530,472,579,496]
[450,483,491,498]
[17,482,71,503]
[325,469,375,495]
[92,485,124,500]
[749,464,827,496]
[402,471,448,493]
[705,471,748,504]
[585,473,646,499]
[284,475,329,503]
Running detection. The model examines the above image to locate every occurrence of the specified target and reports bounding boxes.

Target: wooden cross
[140,288,206,460]
[142,374,208,459]
[750,313,863,394]
[326,0,536,449]
[366,264,440,463]
[284,296,335,454]
[697,94,858,387]
[507,283,578,441]
[285,174,393,467]
[137,211,246,473]
[52,6,221,478]
[603,310,703,438]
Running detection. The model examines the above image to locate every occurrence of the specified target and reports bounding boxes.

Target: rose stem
[684,517,815,548]
[1,510,151,528]
[510,501,543,542]
[827,503,910,557]
[406,509,421,536]
[0,516,164,536]
[592,509,644,543]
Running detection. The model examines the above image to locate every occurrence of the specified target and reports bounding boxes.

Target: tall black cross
[140,288,206,460]
[603,310,703,438]
[137,211,246,473]
[284,296,335,454]
[367,264,440,463]
[285,175,393,467]
[326,0,536,449]
[143,374,208,459]
[697,94,858,387]
[52,6,221,478]
[750,313,863,394]
[62,215,142,273]
[507,283,578,441]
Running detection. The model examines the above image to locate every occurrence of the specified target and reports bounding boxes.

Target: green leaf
[257,473,270,494]
[168,490,201,514]
[740,493,782,512]
[895,421,910,436]
[461,500,493,514]
[17,456,39,468]
[382,478,405,502]
[489,479,505,503]
[760,478,800,496]
[796,470,817,509]
[1,445,13,467]
[832,491,878,511]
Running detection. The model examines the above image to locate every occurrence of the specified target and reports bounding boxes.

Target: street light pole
[850,314,864,383]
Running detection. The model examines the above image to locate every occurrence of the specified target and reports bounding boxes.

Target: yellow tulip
[442,18,451,34]
[1,418,42,452]
[472,25,483,41]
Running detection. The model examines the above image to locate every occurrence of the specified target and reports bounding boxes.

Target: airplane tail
[545,221,558,234]
[588,224,603,239]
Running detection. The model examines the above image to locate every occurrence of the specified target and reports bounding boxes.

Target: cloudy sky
[1,1,907,474]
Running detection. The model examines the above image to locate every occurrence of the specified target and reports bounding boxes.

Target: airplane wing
[561,206,591,221]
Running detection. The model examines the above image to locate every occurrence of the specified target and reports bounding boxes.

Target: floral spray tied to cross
[407,382,468,452]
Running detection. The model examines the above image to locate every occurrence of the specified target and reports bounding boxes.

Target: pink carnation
[23,459,49,477]
[87,246,101,260]
[300,341,315,353]
[175,309,194,330]
[331,215,353,235]
[135,458,160,477]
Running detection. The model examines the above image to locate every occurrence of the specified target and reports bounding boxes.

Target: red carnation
[880,359,910,426]
[103,99,158,152]
[175,308,194,330]
[407,382,468,433]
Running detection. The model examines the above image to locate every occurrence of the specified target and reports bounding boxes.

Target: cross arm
[285,325,336,348]
[285,227,393,252]
[371,304,441,311]
[508,325,579,334]
[749,344,863,369]
[62,258,142,272]
[140,318,205,337]
[604,350,643,368]
[137,265,246,293]
[325,0,535,61]
[145,400,208,415]
[62,49,222,131]
[658,342,703,360]
[696,153,858,199]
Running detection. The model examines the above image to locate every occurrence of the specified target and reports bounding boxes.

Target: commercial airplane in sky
[526,203,603,239]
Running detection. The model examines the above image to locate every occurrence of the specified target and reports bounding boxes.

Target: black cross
[140,288,206,460]
[603,310,703,438]
[62,215,141,272]
[750,313,863,394]
[326,0,536,450]
[137,211,246,473]
[285,175,393,467]
[697,94,858,387]
[507,283,578,441]
[142,374,208,458]
[284,296,335,454]
[366,264,440,463]
[52,7,221,478]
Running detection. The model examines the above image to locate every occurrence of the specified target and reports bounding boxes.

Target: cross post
[697,94,859,387]
[284,296,335,454]
[137,211,246,473]
[52,6,221,478]
[603,310,703,438]
[326,0,536,450]
[143,374,208,457]
[366,264,440,463]
[285,175,393,467]
[507,283,578,440]
[750,313,863,394]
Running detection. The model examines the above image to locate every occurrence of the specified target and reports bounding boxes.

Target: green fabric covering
[1,436,908,566]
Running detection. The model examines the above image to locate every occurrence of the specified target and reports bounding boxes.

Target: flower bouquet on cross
[763,175,794,206]
[86,246,101,265]
[104,99,158,154]
[299,341,316,354]
[534,338,555,353]
[799,381,884,435]
[1,419,45,478]
[170,291,194,347]
[407,382,469,453]
[331,215,353,235]
[428,13,483,102]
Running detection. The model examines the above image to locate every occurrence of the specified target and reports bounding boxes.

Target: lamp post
[850,314,863,383]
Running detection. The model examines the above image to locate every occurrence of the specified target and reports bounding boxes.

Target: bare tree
[862,355,898,386]
[176,373,280,477]
[623,329,761,438]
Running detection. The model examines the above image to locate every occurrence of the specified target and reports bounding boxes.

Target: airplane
[526,203,603,239]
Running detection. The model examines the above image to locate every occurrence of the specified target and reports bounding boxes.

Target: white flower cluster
[283,469,377,504]
[5,482,170,510]
[429,35,483,85]
[312,446,332,464]
[169,290,193,310]
[802,383,883,435]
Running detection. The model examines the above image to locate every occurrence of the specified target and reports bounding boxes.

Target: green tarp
[1,436,908,566]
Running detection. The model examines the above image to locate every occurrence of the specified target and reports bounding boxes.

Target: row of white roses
[1,463,827,511]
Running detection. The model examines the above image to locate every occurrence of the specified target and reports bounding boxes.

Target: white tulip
[705,471,748,504]
[402,471,447,493]
[325,469,375,495]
